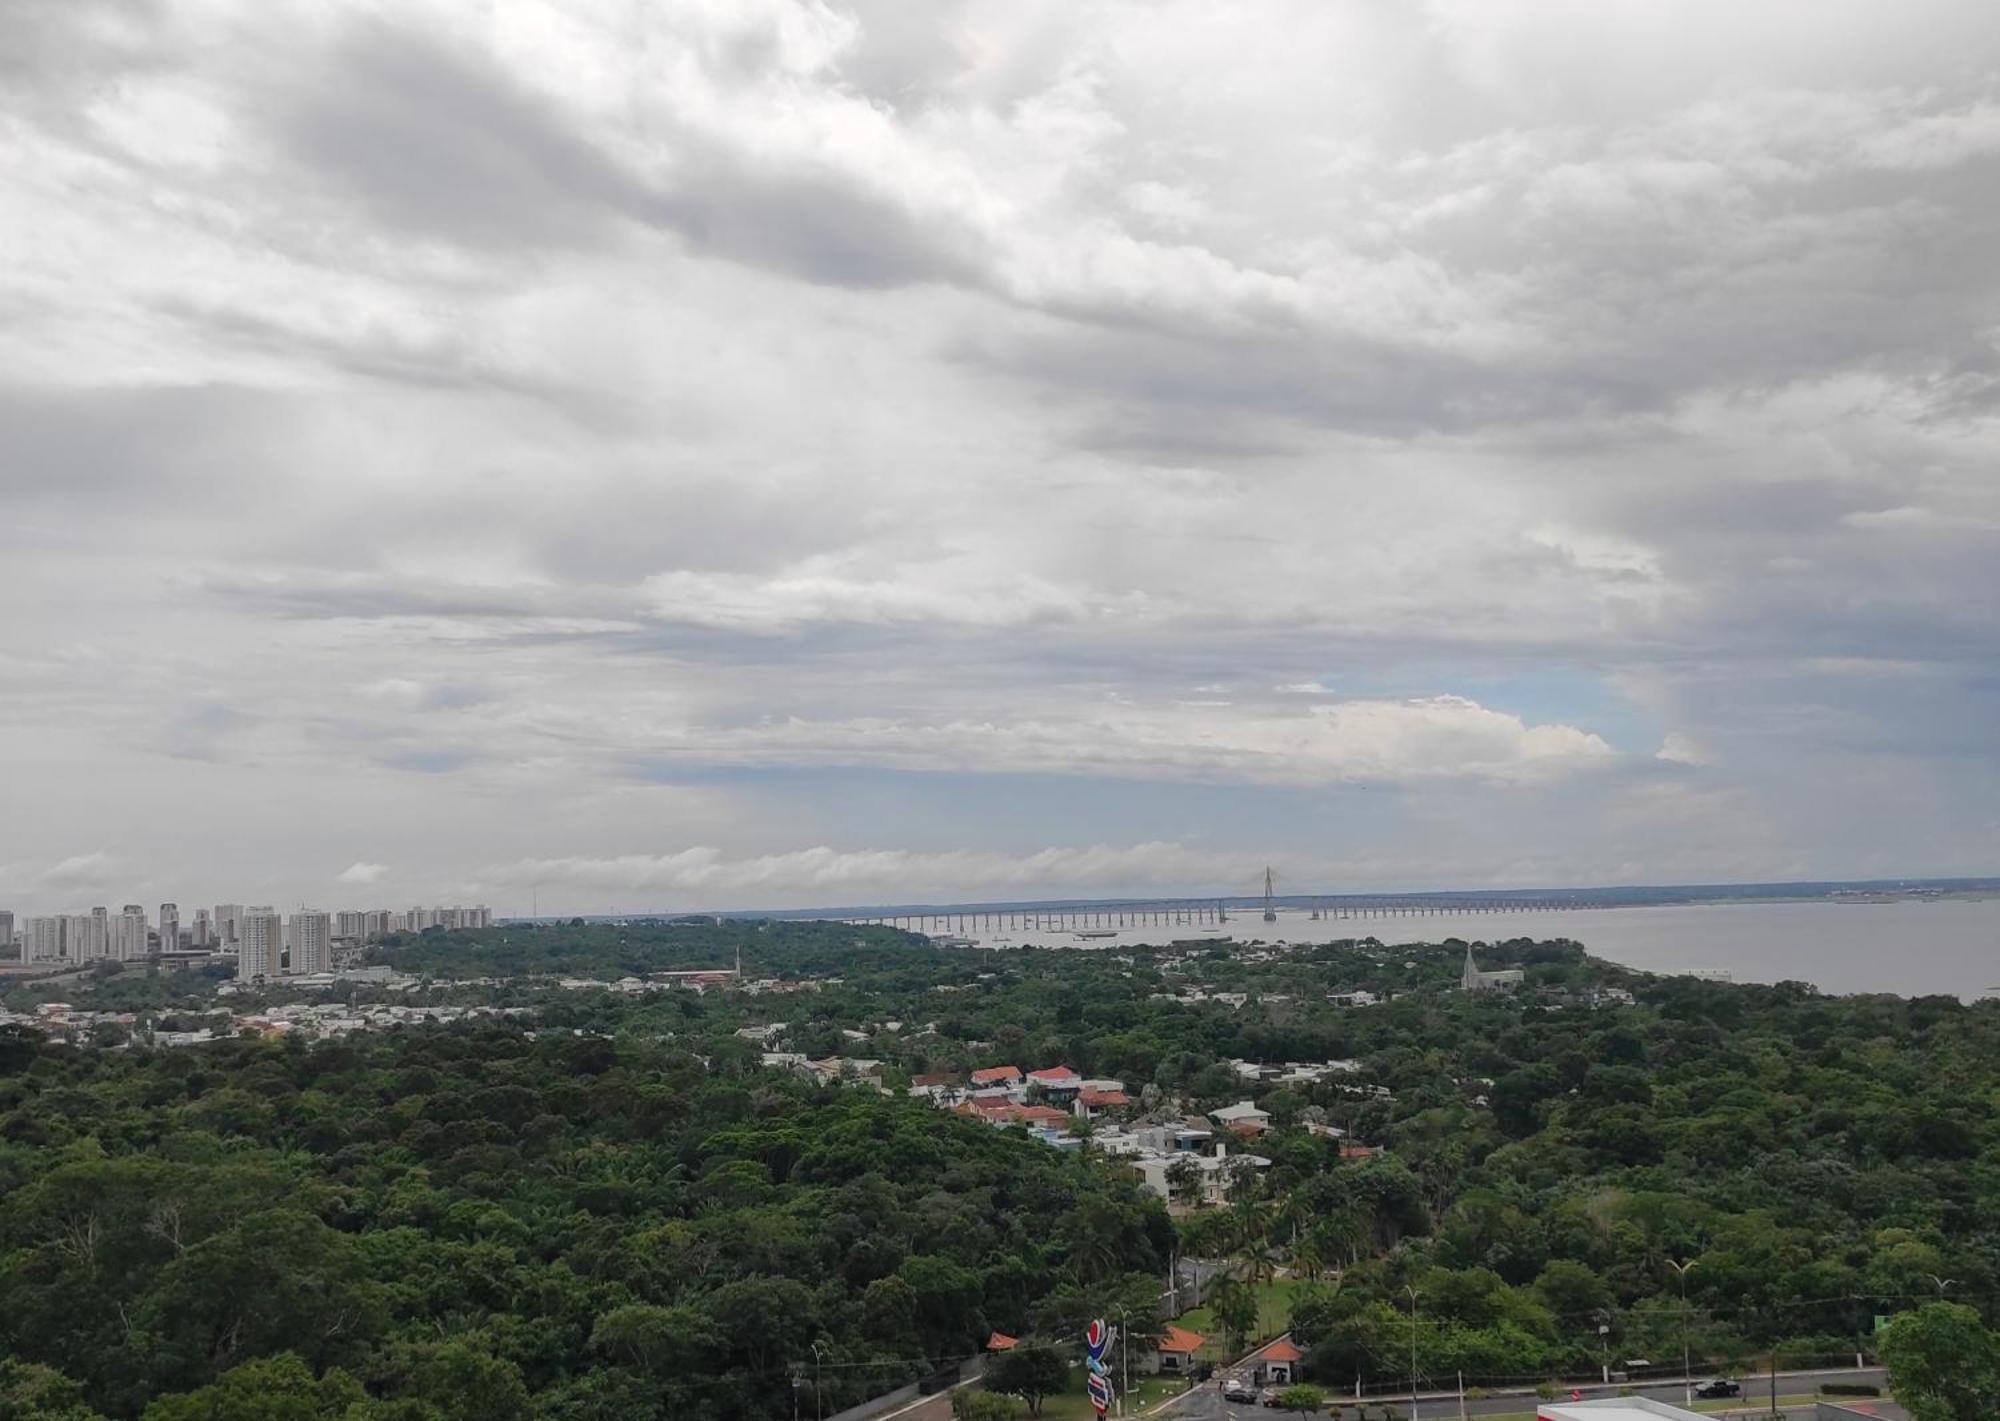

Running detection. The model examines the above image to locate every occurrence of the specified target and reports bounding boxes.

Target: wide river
[963,898,2000,999]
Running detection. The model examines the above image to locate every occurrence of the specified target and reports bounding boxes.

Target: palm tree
[1208,1275,1259,1357]
[1269,1190,1310,1248]
[1240,1237,1281,1288]
[1291,1231,1328,1283]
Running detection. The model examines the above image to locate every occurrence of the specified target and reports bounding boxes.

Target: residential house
[1026,1065,1083,1099]
[1209,1101,1271,1135]
[1148,1325,1206,1376]
[1131,1142,1270,1205]
[1138,1120,1214,1154]
[1073,1086,1132,1120]
[1461,944,1526,992]
[907,1073,961,1103]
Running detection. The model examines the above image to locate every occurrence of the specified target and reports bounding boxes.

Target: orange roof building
[987,1331,1018,1352]
[1016,1105,1071,1128]
[1158,1324,1206,1356]
[971,1065,1023,1085]
[1261,1339,1303,1363]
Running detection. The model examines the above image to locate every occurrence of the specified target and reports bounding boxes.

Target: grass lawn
[1025,1373,1193,1418]
[1173,1277,1302,1360]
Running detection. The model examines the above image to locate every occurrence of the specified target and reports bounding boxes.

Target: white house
[1210,1100,1271,1132]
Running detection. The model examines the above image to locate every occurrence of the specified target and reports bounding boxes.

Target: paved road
[1157,1367,1888,1419]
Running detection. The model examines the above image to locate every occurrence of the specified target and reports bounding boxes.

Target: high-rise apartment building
[114,905,148,960]
[82,907,110,960]
[190,907,213,947]
[25,917,62,961]
[214,904,244,945]
[288,911,331,975]
[363,910,391,938]
[333,910,366,941]
[0,910,14,952]
[237,907,281,981]
[159,903,179,953]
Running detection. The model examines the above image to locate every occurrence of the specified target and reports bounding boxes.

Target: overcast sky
[5,0,1999,915]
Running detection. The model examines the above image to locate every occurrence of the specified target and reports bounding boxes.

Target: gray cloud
[3,0,1999,912]
[272,17,658,251]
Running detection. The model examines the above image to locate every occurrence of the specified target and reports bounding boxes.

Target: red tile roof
[1159,1325,1205,1355]
[1262,1339,1303,1363]
[987,1331,1018,1352]
[971,1065,1022,1084]
[1027,1065,1081,1083]
[1078,1088,1131,1108]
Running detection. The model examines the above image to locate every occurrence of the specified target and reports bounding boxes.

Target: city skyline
[7,900,491,961]
[5,1,1999,912]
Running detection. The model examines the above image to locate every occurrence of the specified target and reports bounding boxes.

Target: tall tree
[1881,1304,2000,1421]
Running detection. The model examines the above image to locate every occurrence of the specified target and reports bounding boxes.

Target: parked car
[1223,1377,1259,1402]
[1694,1379,1742,1398]
[1259,1387,1285,1406]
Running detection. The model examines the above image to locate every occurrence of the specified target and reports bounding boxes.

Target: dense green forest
[4,919,1998,1414]
[0,1016,1168,1419]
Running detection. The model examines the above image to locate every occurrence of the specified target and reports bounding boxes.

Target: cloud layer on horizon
[3,0,1998,913]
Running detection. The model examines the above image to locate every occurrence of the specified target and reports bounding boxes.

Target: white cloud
[482,841,1249,905]
[1656,732,1717,768]
[336,861,388,885]
[610,693,1613,787]
[36,852,128,894]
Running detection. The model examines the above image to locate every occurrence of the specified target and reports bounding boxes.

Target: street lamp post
[811,1341,825,1421]
[1666,1259,1697,1407]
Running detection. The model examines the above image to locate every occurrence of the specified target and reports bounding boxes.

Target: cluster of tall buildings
[3,902,491,982]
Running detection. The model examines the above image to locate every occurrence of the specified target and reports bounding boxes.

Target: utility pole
[1667,1259,1696,1407]
[1405,1285,1420,1421]
[1121,1310,1130,1417]
[811,1340,825,1421]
